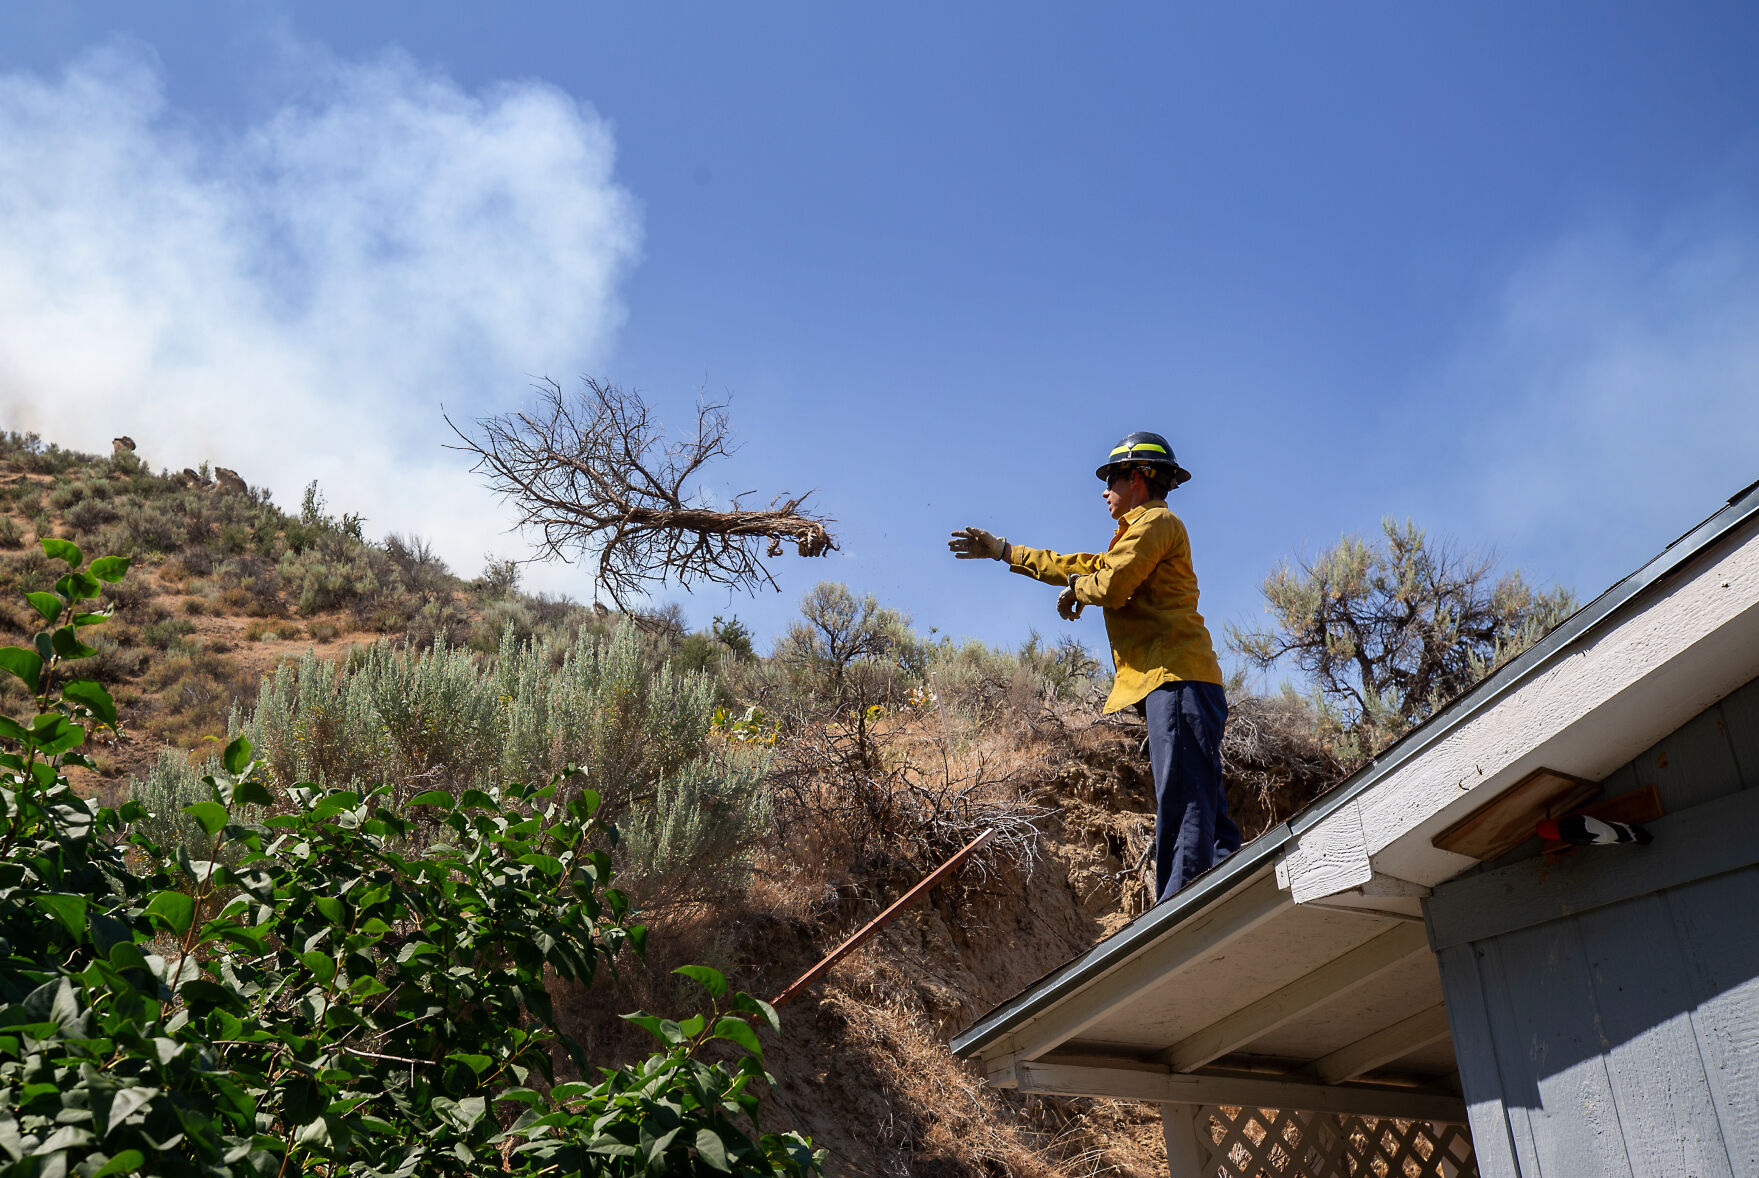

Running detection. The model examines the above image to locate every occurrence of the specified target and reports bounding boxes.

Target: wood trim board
[1015,1060,1468,1123]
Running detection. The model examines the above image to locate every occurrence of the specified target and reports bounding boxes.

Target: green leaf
[695,1128,732,1172]
[408,789,455,808]
[457,788,497,811]
[23,592,62,624]
[55,571,102,602]
[0,647,42,694]
[104,1087,158,1134]
[31,714,83,756]
[94,1150,146,1176]
[674,965,728,1000]
[446,1052,492,1076]
[452,1096,486,1130]
[222,736,252,775]
[207,922,270,954]
[183,801,228,836]
[232,778,272,807]
[0,715,28,743]
[208,1074,256,1121]
[71,611,111,628]
[395,940,440,964]
[62,680,117,728]
[622,1014,683,1046]
[730,993,780,1033]
[89,555,131,584]
[299,952,337,985]
[32,893,87,940]
[52,627,97,660]
[40,537,82,568]
[145,891,195,935]
[711,1016,763,1057]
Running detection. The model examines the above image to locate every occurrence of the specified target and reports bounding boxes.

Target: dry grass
[244,617,303,642]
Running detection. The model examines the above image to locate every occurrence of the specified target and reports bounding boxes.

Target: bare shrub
[215,555,284,616]
[767,716,1052,909]
[139,647,255,747]
[244,618,302,642]
[1220,683,1346,837]
[384,532,451,595]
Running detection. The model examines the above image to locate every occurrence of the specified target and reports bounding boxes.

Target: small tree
[1229,518,1575,760]
[713,615,756,661]
[774,582,918,760]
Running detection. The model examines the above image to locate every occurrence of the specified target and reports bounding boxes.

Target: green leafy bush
[0,538,822,1176]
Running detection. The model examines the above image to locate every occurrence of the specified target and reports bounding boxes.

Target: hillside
[0,431,1345,1176]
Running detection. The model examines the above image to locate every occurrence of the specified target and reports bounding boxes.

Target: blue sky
[2,4,1757,674]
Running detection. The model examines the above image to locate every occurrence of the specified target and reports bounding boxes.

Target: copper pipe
[771,827,995,1007]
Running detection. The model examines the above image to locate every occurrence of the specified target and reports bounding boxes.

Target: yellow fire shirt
[1008,501,1224,713]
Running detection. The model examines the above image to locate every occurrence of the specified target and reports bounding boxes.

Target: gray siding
[1428,676,1759,1178]
[1596,674,1759,817]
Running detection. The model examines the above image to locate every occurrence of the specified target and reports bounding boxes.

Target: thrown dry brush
[449,377,836,613]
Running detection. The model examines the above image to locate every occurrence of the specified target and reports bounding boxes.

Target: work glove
[1057,575,1085,620]
[948,526,1008,561]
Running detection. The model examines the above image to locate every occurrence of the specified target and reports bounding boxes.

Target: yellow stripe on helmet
[1110,443,1168,457]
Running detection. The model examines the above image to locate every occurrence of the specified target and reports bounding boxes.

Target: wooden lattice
[1185,1106,1477,1178]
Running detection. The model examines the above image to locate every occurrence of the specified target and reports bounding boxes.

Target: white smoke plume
[0,39,641,584]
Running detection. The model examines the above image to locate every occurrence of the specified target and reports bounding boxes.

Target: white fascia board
[1278,798,1372,903]
[1282,514,1759,900]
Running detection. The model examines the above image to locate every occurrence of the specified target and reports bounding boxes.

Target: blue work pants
[1144,681,1241,902]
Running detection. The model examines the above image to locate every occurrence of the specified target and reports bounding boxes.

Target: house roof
[948,478,1759,1117]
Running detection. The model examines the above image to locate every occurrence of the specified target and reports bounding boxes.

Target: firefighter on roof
[948,431,1241,900]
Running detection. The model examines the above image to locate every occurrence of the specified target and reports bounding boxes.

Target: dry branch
[446,377,835,612]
